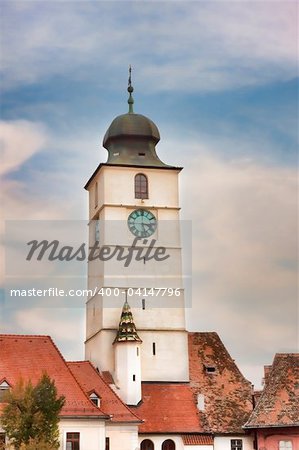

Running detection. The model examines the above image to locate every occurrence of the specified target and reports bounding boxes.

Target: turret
[113,298,142,405]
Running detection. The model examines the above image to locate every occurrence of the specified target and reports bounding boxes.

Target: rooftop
[131,332,254,434]
[68,361,142,424]
[132,382,204,433]
[244,353,299,429]
[188,332,253,434]
[0,335,106,418]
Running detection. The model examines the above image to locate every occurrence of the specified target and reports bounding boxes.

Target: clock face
[128,209,157,237]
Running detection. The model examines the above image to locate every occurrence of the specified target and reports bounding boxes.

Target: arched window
[162,439,175,450]
[140,439,154,450]
[135,173,148,199]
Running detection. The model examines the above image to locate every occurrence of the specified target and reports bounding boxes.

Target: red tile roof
[0,335,106,418]
[101,371,115,385]
[188,332,253,433]
[68,361,142,423]
[182,434,213,445]
[245,353,299,428]
[130,332,254,434]
[0,332,255,434]
[132,383,206,433]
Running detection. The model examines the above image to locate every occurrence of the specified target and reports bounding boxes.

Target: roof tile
[188,332,253,433]
[68,361,141,423]
[182,435,213,445]
[245,353,299,428]
[132,383,207,433]
[0,335,106,418]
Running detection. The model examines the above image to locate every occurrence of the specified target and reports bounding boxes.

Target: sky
[0,1,298,388]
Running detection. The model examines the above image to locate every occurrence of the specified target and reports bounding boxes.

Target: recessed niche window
[95,182,98,208]
[95,219,100,242]
[142,299,145,310]
[133,374,136,381]
[89,392,100,407]
[152,342,156,355]
[105,437,110,450]
[137,347,139,356]
[135,173,148,199]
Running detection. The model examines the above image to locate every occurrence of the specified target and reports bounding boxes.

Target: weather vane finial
[127,65,134,113]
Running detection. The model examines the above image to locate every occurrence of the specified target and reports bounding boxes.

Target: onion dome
[113,300,142,344]
[103,113,160,148]
[103,67,167,167]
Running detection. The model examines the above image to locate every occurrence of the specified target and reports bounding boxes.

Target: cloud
[180,144,297,386]
[184,151,297,289]
[0,120,77,287]
[0,119,103,221]
[12,307,85,359]
[1,2,297,92]
[14,307,82,341]
[0,120,47,176]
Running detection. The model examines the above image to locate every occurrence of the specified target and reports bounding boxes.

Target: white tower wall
[85,160,189,383]
[114,342,142,405]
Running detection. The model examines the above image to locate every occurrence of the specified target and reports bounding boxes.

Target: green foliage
[1,373,65,450]
[20,437,58,450]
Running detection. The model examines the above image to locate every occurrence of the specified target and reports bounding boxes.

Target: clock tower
[84,73,189,394]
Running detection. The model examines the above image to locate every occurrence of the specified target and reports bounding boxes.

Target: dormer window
[89,392,100,407]
[205,365,216,374]
[135,174,148,199]
[0,380,10,402]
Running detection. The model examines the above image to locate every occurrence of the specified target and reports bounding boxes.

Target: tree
[1,373,65,450]
[20,438,59,450]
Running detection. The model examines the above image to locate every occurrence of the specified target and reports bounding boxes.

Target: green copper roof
[113,300,142,344]
[102,68,169,167]
[103,112,160,146]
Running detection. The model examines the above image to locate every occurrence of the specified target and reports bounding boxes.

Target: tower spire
[113,292,142,343]
[127,65,134,114]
